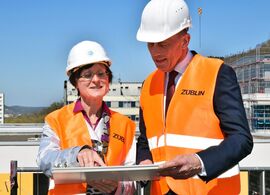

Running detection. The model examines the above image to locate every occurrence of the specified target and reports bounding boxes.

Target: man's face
[147,31,190,72]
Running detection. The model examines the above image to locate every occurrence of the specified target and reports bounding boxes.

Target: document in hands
[52,164,162,184]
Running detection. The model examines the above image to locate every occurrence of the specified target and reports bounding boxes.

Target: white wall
[0,144,39,173]
[240,139,270,168]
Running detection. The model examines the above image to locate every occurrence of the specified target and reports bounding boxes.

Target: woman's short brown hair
[69,63,113,87]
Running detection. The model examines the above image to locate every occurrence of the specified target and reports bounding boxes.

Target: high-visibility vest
[45,102,136,195]
[140,54,240,195]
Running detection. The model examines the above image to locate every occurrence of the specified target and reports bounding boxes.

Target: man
[136,0,253,194]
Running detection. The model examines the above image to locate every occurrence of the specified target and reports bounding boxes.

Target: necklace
[88,109,102,128]
[90,108,110,160]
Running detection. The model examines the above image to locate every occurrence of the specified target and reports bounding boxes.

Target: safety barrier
[10,161,48,195]
[9,160,145,195]
[10,160,270,195]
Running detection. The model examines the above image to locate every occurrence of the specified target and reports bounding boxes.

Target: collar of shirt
[73,98,111,128]
[164,50,193,116]
[174,50,193,74]
[166,50,193,84]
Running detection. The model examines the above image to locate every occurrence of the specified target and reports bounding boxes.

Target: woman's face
[76,63,110,101]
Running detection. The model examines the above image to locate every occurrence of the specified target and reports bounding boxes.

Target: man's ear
[181,33,190,48]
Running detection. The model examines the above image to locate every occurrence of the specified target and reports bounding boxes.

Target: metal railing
[10,160,270,195]
[10,160,144,195]
[240,167,270,195]
[10,161,46,195]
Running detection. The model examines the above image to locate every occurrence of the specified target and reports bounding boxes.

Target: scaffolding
[226,45,270,132]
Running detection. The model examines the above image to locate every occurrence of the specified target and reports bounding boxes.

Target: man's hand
[77,148,105,167]
[159,154,202,179]
[139,159,153,165]
[88,180,118,194]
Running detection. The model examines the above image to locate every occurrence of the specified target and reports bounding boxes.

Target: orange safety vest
[45,102,136,195]
[140,54,240,195]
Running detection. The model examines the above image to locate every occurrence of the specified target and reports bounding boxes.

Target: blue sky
[0,0,270,107]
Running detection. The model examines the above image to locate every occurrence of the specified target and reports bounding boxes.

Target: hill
[224,39,270,64]
[5,105,46,116]
[4,102,63,123]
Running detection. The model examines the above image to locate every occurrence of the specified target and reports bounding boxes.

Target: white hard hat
[137,0,192,43]
[66,40,111,76]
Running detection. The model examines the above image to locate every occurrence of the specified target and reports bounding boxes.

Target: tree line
[5,101,64,123]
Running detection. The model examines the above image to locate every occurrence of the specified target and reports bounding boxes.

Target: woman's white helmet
[66,40,111,76]
[137,0,192,43]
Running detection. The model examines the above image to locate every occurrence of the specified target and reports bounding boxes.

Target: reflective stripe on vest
[148,134,223,150]
[141,54,240,195]
[148,134,239,178]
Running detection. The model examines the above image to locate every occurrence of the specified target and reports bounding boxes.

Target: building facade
[228,53,270,132]
[0,93,4,124]
[64,80,141,125]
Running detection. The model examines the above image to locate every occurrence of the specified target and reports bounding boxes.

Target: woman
[37,40,136,194]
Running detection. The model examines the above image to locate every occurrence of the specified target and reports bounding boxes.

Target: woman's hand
[77,148,105,167]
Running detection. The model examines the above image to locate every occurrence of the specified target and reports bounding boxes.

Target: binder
[52,164,161,184]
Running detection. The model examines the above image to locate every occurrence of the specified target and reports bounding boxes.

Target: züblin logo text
[181,89,205,96]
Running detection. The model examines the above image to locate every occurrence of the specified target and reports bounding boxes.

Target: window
[119,101,137,108]
[236,68,243,82]
[243,83,249,94]
[251,66,256,78]
[123,102,130,108]
[252,105,270,130]
[244,67,250,81]
[105,101,111,107]
[130,115,136,120]
[119,102,123,107]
